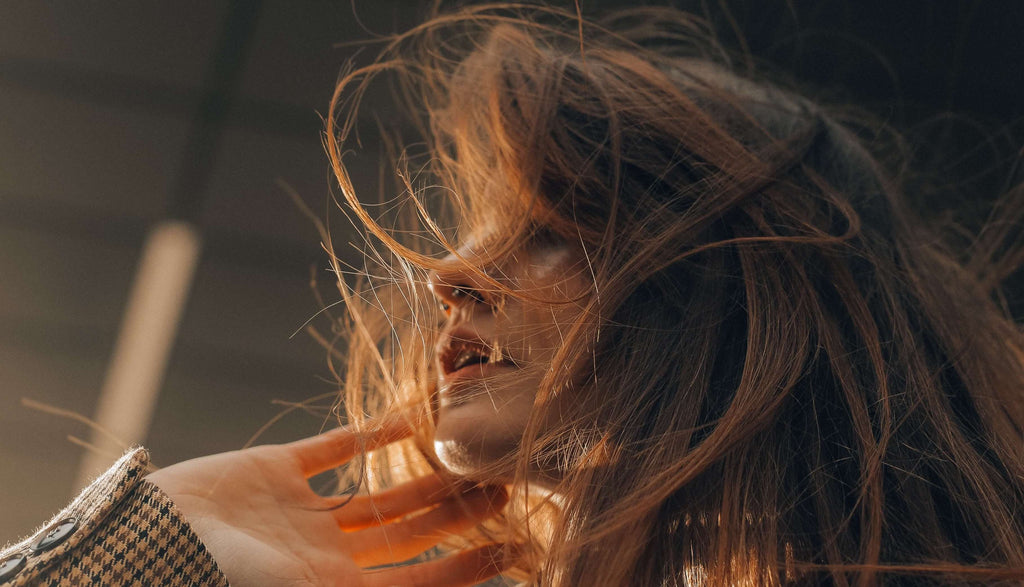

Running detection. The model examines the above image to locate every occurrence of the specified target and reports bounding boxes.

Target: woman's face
[428,236,591,485]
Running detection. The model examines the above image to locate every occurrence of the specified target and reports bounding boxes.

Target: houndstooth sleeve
[0,448,228,586]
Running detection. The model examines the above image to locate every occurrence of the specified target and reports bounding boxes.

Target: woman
[4,4,1024,586]
[324,4,1024,584]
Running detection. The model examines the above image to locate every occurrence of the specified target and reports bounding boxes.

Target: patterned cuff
[0,448,228,586]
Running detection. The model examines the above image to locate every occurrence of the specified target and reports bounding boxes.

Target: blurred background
[1,0,1021,544]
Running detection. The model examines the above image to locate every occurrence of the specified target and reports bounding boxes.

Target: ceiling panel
[0,89,190,218]
[0,1,224,88]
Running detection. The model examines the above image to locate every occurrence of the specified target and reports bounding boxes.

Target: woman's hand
[146,420,508,586]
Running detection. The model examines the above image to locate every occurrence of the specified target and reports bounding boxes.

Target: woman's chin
[432,401,569,492]
[432,401,521,482]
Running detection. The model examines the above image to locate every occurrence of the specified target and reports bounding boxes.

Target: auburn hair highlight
[324,4,1024,585]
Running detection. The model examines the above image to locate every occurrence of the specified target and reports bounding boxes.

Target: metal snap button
[32,517,79,553]
[0,552,28,582]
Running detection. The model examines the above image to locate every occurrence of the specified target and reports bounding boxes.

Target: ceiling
[1,0,1020,544]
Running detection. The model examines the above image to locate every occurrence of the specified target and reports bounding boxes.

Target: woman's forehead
[440,235,585,285]
[451,227,518,260]
[451,225,566,263]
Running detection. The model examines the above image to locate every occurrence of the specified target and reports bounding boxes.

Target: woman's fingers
[330,474,463,530]
[284,417,414,477]
[350,486,509,568]
[362,543,508,587]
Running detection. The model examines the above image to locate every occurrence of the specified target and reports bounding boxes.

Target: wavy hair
[323,4,1024,585]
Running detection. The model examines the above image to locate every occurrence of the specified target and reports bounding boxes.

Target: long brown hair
[324,4,1024,585]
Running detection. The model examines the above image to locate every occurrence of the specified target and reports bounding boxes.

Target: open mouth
[440,339,515,376]
[452,347,490,371]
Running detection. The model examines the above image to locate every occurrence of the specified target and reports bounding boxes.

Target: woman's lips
[437,360,517,407]
[441,358,516,383]
[436,329,521,407]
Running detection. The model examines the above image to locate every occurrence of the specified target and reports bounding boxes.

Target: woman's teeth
[453,348,489,371]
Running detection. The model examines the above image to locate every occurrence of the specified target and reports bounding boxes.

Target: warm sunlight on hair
[320,4,1024,586]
